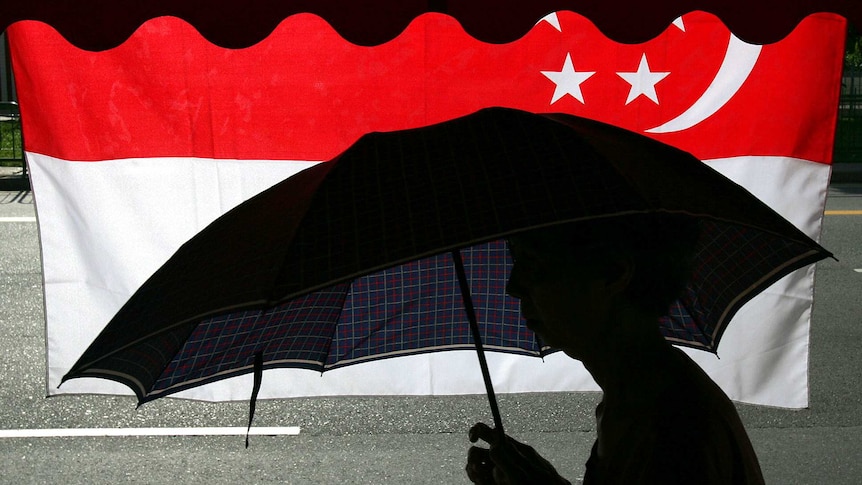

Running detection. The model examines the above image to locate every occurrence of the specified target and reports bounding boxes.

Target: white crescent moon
[646,35,762,134]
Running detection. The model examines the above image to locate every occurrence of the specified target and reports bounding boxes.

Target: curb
[0,175,30,191]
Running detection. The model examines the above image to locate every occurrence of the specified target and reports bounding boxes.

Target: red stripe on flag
[9,12,844,163]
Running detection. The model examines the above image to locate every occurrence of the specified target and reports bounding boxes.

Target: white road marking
[0,426,300,438]
[854,269,862,273]
[0,216,36,222]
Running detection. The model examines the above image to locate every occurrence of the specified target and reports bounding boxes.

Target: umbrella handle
[451,250,505,434]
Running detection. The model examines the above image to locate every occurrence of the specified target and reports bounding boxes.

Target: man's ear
[601,251,634,295]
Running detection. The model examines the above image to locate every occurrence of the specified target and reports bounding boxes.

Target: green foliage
[846,26,862,68]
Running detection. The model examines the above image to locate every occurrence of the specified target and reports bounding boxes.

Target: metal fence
[834,66,862,163]
[0,33,24,175]
[0,101,25,179]
[0,101,22,161]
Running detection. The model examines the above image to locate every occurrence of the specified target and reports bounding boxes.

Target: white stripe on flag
[31,153,829,408]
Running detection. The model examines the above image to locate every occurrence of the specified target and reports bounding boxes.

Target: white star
[673,16,685,32]
[541,54,596,104]
[616,54,670,105]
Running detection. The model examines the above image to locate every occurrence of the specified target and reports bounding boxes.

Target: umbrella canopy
[63,107,831,409]
[2,0,860,49]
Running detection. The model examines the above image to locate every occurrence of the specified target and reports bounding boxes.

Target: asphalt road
[0,186,860,484]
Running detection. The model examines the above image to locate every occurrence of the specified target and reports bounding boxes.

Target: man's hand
[466,422,571,484]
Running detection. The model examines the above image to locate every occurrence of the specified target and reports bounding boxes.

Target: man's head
[569,213,700,317]
[506,213,700,352]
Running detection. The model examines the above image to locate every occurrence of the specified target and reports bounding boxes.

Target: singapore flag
[8,11,845,407]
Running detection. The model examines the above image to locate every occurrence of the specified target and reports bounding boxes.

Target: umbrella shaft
[451,250,505,433]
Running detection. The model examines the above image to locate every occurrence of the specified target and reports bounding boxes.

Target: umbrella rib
[709,248,828,349]
[319,286,351,372]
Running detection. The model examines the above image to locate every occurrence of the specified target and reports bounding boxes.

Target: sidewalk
[831,162,862,183]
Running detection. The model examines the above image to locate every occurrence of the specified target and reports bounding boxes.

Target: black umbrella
[62,107,831,433]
